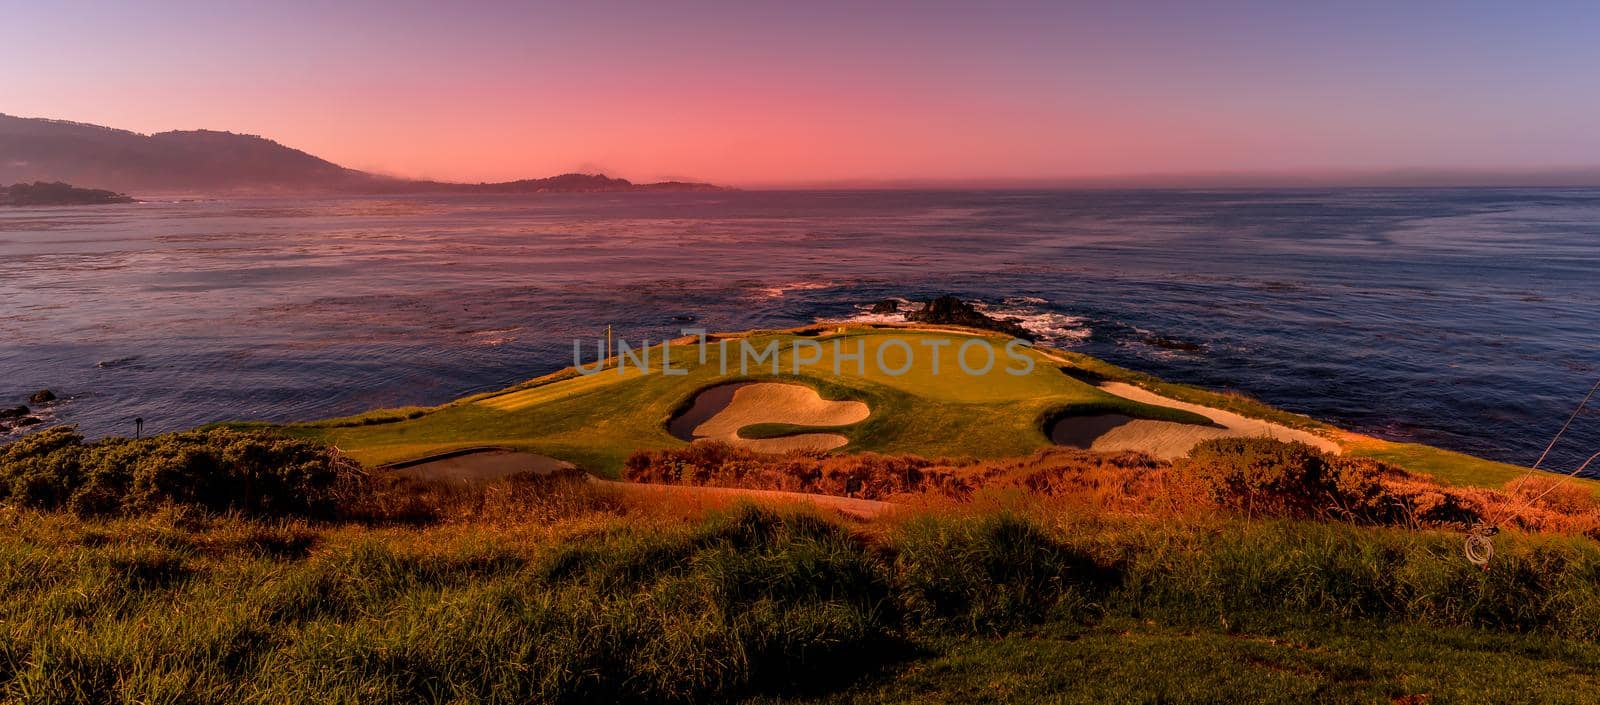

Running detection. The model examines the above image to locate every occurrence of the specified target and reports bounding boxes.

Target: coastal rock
[906,295,1035,339]
[28,389,56,404]
[0,405,28,420]
[1143,337,1204,352]
[13,417,42,427]
[868,299,900,314]
[0,181,134,206]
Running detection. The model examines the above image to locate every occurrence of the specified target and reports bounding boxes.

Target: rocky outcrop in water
[868,299,900,314]
[906,295,1035,339]
[0,182,133,206]
[28,390,56,404]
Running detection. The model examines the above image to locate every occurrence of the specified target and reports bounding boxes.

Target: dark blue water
[2,189,1597,471]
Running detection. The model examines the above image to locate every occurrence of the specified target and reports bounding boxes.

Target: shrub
[1176,438,1399,523]
[0,427,368,518]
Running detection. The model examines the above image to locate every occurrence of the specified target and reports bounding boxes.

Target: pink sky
[5,2,1599,186]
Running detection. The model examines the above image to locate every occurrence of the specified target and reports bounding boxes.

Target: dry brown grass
[624,442,1171,504]
[623,440,1600,540]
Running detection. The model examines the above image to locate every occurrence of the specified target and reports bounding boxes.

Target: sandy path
[387,448,576,482]
[384,448,897,519]
[668,382,870,453]
[592,479,895,519]
[1052,381,1341,460]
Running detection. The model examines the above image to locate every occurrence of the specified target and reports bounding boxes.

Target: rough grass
[9,501,1600,703]
[755,617,1600,705]
[622,439,1600,540]
[1349,436,1600,497]
[3,429,1600,704]
[623,442,1169,503]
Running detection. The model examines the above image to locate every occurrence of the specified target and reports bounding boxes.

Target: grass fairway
[276,327,1208,474]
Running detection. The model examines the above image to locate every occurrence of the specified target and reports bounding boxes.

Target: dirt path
[383,448,898,520]
[384,448,577,482]
[592,479,897,519]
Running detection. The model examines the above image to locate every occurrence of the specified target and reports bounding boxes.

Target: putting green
[278,327,1212,475]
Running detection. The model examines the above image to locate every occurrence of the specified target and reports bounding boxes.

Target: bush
[1177,438,1421,524]
[0,427,368,518]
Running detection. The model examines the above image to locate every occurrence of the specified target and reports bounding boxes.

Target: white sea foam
[827,297,913,324]
[827,296,1091,344]
[974,300,1092,344]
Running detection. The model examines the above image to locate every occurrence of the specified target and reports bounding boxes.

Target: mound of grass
[891,513,1112,633]
[9,504,1600,702]
[760,617,1600,705]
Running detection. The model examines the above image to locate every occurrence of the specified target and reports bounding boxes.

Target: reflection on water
[1,189,1597,470]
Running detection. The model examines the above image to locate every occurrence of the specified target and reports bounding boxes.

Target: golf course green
[264,324,1583,492]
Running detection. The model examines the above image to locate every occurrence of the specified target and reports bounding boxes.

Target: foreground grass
[6,498,1600,703]
[765,617,1600,705]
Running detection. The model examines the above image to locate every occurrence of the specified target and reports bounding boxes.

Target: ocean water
[2,189,1597,471]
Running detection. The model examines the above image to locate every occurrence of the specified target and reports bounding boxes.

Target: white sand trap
[1051,382,1341,460]
[669,382,870,453]
[388,449,576,483]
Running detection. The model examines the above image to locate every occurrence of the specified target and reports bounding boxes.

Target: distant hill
[0,181,134,206]
[0,113,723,194]
[391,173,726,194]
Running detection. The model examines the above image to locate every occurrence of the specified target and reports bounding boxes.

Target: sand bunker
[1051,382,1340,460]
[387,448,577,483]
[669,382,870,453]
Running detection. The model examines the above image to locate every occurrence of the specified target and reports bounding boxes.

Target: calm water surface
[2,189,1596,470]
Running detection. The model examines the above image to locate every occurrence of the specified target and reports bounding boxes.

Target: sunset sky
[6,1,1600,186]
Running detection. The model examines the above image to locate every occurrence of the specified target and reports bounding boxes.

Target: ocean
[2,189,1597,471]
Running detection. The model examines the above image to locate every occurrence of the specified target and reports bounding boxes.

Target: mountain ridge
[0,113,724,194]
